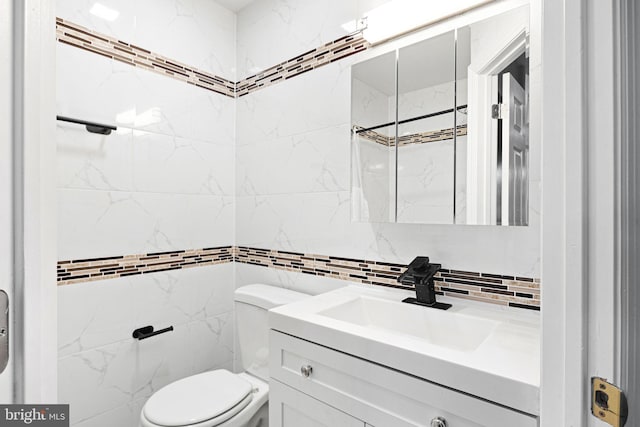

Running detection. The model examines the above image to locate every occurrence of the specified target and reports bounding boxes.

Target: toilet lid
[143,370,253,427]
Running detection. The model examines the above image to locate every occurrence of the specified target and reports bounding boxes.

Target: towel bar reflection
[56,115,117,135]
[132,325,174,341]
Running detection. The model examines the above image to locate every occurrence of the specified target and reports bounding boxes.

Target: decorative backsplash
[56,18,369,99]
[234,246,540,311]
[56,18,237,97]
[57,246,234,285]
[355,124,468,147]
[235,34,369,97]
[57,246,540,311]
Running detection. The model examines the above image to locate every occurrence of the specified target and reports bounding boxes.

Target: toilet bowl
[139,284,310,427]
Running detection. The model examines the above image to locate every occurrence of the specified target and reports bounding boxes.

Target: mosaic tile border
[355,124,468,147]
[234,246,540,311]
[56,18,237,98]
[56,18,370,99]
[57,246,234,285]
[57,246,540,311]
[235,34,370,97]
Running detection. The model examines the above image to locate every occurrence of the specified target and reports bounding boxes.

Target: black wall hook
[132,325,174,340]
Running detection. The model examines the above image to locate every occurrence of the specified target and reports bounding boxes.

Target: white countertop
[269,284,540,415]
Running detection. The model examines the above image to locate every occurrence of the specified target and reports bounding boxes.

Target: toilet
[139,284,310,427]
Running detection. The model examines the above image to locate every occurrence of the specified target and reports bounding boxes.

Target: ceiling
[214,0,256,12]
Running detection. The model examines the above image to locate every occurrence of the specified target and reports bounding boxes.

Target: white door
[501,73,529,226]
[0,0,14,403]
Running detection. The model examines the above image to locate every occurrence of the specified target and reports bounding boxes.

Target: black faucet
[398,256,451,310]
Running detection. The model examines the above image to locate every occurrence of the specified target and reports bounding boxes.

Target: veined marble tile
[236,190,376,256]
[56,43,138,130]
[56,0,137,44]
[189,312,234,374]
[236,124,349,196]
[72,398,143,427]
[69,391,153,427]
[132,131,234,196]
[58,278,135,358]
[397,140,455,224]
[132,65,235,143]
[60,305,235,424]
[236,62,351,143]
[57,124,134,192]
[236,189,540,277]
[59,340,137,425]
[236,0,358,79]
[56,0,236,80]
[58,264,234,357]
[58,189,234,260]
[134,0,236,79]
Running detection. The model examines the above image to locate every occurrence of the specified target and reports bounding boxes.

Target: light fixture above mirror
[361,0,494,44]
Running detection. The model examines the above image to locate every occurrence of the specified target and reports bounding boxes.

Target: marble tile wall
[55,1,541,425]
[56,1,236,426]
[58,264,235,426]
[56,18,236,97]
[235,0,540,282]
[237,0,360,79]
[56,0,236,80]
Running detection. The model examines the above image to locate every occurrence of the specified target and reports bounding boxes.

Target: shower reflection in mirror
[351,5,530,226]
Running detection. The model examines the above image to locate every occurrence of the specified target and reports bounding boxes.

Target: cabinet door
[270,380,365,427]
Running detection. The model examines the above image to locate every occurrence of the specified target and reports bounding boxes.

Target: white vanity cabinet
[269,330,538,427]
[270,380,365,427]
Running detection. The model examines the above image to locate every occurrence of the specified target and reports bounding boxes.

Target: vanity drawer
[270,330,538,427]
[270,380,365,427]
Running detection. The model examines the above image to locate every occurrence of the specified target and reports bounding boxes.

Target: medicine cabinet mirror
[351,5,531,226]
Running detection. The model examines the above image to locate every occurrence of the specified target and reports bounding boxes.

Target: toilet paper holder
[132,325,174,340]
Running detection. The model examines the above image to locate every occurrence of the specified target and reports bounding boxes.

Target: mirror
[351,5,531,226]
[351,51,397,222]
[397,31,456,224]
[456,5,530,225]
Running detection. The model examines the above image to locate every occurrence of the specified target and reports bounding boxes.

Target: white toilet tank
[234,284,309,382]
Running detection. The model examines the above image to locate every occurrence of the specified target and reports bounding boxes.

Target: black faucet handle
[412,257,430,272]
[426,263,441,277]
[400,258,451,310]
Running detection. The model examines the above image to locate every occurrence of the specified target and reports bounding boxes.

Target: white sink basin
[317,296,498,352]
[269,284,540,415]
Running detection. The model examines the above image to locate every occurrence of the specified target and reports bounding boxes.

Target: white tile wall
[236,63,352,143]
[235,1,541,278]
[56,0,236,79]
[57,189,233,260]
[236,0,358,79]
[236,124,349,196]
[56,1,236,425]
[57,265,235,425]
[56,44,235,144]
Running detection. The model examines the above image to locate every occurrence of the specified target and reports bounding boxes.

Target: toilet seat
[142,370,254,427]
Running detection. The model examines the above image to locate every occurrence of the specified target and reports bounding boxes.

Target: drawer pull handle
[300,365,313,378]
[430,417,447,427]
